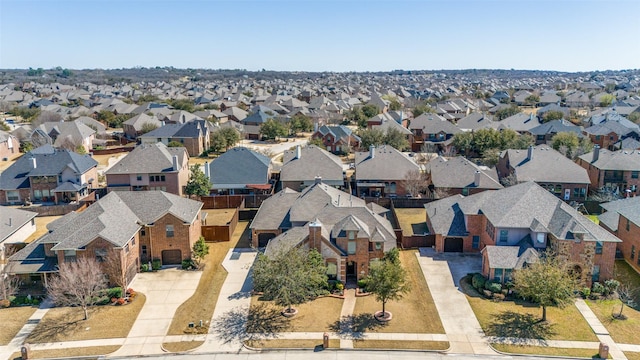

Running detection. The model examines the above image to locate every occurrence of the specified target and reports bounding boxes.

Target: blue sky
[1,0,638,72]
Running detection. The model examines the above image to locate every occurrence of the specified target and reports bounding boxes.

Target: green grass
[492,344,602,358]
[586,215,600,225]
[587,299,640,344]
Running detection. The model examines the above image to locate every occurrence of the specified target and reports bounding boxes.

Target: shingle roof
[0,145,98,190]
[355,145,420,181]
[497,113,542,132]
[106,143,186,175]
[208,147,271,187]
[0,207,37,242]
[527,119,583,136]
[409,113,461,134]
[502,145,590,184]
[281,145,343,183]
[599,197,640,230]
[578,149,640,171]
[425,156,503,190]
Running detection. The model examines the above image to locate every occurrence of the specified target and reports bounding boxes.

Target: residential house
[367,113,413,149]
[250,180,396,280]
[6,191,203,291]
[0,130,19,160]
[527,119,583,145]
[311,125,361,154]
[241,105,277,140]
[577,147,640,195]
[354,145,420,197]
[33,121,96,153]
[424,182,620,285]
[280,145,345,191]
[408,113,461,152]
[456,113,496,132]
[105,143,189,196]
[497,113,543,134]
[0,207,37,270]
[0,145,98,205]
[583,114,640,150]
[206,147,273,195]
[122,113,163,139]
[597,197,640,274]
[425,156,503,196]
[138,120,211,157]
[497,145,590,201]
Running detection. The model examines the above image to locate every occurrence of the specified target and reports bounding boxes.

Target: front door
[346,261,356,278]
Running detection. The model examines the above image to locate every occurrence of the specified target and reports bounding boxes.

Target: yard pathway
[338,288,357,349]
[415,249,496,355]
[574,298,628,360]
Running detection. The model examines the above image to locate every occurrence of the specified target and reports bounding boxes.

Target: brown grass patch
[202,209,237,226]
[26,293,145,343]
[394,208,428,235]
[625,352,640,360]
[249,295,343,333]
[492,344,601,358]
[353,340,449,350]
[167,221,250,335]
[91,153,128,166]
[244,339,340,349]
[467,294,597,341]
[162,341,204,352]
[9,345,120,359]
[0,306,38,345]
[349,250,445,334]
[23,216,62,243]
[587,299,640,344]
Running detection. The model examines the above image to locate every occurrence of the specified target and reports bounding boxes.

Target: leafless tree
[1,246,19,305]
[402,170,428,198]
[588,188,622,202]
[103,248,134,296]
[500,173,520,187]
[32,111,62,127]
[433,187,452,199]
[46,257,107,320]
[615,283,637,319]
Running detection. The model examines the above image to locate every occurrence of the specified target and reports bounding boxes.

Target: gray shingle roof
[355,145,420,181]
[599,197,640,230]
[578,149,640,171]
[106,143,186,175]
[0,145,98,190]
[208,147,271,187]
[426,156,503,190]
[527,119,583,136]
[0,207,37,242]
[497,113,542,132]
[502,145,590,184]
[281,145,343,183]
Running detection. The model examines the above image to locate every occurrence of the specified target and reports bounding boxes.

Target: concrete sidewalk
[109,267,202,357]
[416,249,495,355]
[338,288,356,349]
[197,249,256,353]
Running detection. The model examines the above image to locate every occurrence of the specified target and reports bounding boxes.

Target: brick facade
[615,214,640,275]
[141,213,201,265]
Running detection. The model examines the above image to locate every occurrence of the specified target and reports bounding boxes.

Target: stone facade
[550,236,615,286]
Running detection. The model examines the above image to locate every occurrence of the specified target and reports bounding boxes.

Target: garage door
[444,237,463,252]
[162,249,182,265]
[258,233,276,247]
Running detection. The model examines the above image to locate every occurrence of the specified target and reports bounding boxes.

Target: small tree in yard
[140,122,158,134]
[47,257,107,320]
[512,253,578,322]
[192,236,209,268]
[615,283,637,319]
[103,248,134,297]
[0,273,19,307]
[402,169,427,197]
[184,165,210,197]
[364,248,410,321]
[252,247,327,315]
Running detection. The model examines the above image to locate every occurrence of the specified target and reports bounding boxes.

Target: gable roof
[501,145,590,184]
[208,147,271,187]
[0,207,37,242]
[497,113,542,132]
[281,145,344,183]
[425,156,503,190]
[315,125,361,143]
[598,196,640,231]
[354,145,420,181]
[578,149,640,171]
[527,119,583,136]
[409,113,461,134]
[105,142,186,175]
[36,121,96,147]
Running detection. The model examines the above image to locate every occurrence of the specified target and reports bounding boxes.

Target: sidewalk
[574,298,628,360]
[338,288,357,349]
[415,249,495,355]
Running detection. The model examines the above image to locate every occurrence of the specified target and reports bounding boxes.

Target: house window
[633,171,639,179]
[125,244,130,253]
[166,225,174,237]
[592,265,600,282]
[348,240,356,255]
[131,237,135,246]
[632,245,636,260]
[64,249,77,262]
[499,230,508,243]
[596,135,601,140]
[494,268,503,282]
[627,219,630,232]
[504,269,512,282]
[6,190,19,202]
[326,262,337,280]
[462,188,469,196]
[485,221,495,240]
[136,174,142,181]
[95,248,107,262]
[348,231,355,240]
[375,242,382,250]
[141,245,148,256]
[595,242,603,254]
[141,228,146,236]
[472,236,480,249]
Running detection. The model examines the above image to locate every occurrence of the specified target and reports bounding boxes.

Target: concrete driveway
[110,267,202,356]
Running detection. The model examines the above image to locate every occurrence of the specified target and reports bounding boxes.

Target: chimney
[309,219,323,253]
[8,218,11,227]
[315,176,322,185]
[204,161,210,179]
[369,145,375,159]
[31,157,37,169]
[172,154,179,171]
[296,145,301,159]
[593,145,600,163]
[313,121,318,133]
[529,113,534,122]
[474,171,481,187]
[161,120,165,126]
[527,145,533,161]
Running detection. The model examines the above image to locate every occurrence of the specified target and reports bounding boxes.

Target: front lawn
[614,260,640,305]
[586,299,640,345]
[394,208,428,235]
[349,250,444,334]
[248,295,343,333]
[9,345,120,359]
[0,306,38,345]
[26,294,145,343]
[353,340,449,350]
[466,287,596,341]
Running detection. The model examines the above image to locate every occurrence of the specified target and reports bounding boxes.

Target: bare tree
[500,173,520,187]
[32,111,62,127]
[433,187,452,199]
[1,246,19,305]
[615,283,637,319]
[103,248,134,296]
[588,188,622,202]
[402,170,428,198]
[46,257,107,320]
[57,135,81,152]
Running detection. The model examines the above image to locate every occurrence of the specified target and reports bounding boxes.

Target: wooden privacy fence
[22,203,87,216]
[401,235,435,249]
[201,208,239,242]
[200,194,271,209]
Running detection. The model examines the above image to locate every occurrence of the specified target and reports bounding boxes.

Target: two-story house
[0,130,19,161]
[424,182,620,286]
[138,120,211,157]
[354,145,420,197]
[6,191,203,291]
[425,156,503,196]
[598,197,640,275]
[408,113,461,152]
[251,180,396,281]
[311,125,361,154]
[105,142,189,196]
[0,145,98,205]
[206,147,273,195]
[280,145,345,191]
[497,145,590,202]
[0,207,37,271]
[577,146,640,195]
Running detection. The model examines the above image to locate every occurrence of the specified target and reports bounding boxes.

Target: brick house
[6,191,203,291]
[280,145,345,191]
[0,207,37,271]
[206,147,273,195]
[105,142,189,196]
[425,182,620,286]
[253,180,396,281]
[354,145,420,197]
[497,145,590,202]
[408,113,461,152]
[138,120,211,157]
[577,147,640,195]
[0,144,98,205]
[425,156,503,197]
[311,125,361,154]
[0,130,19,161]
[598,197,640,275]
